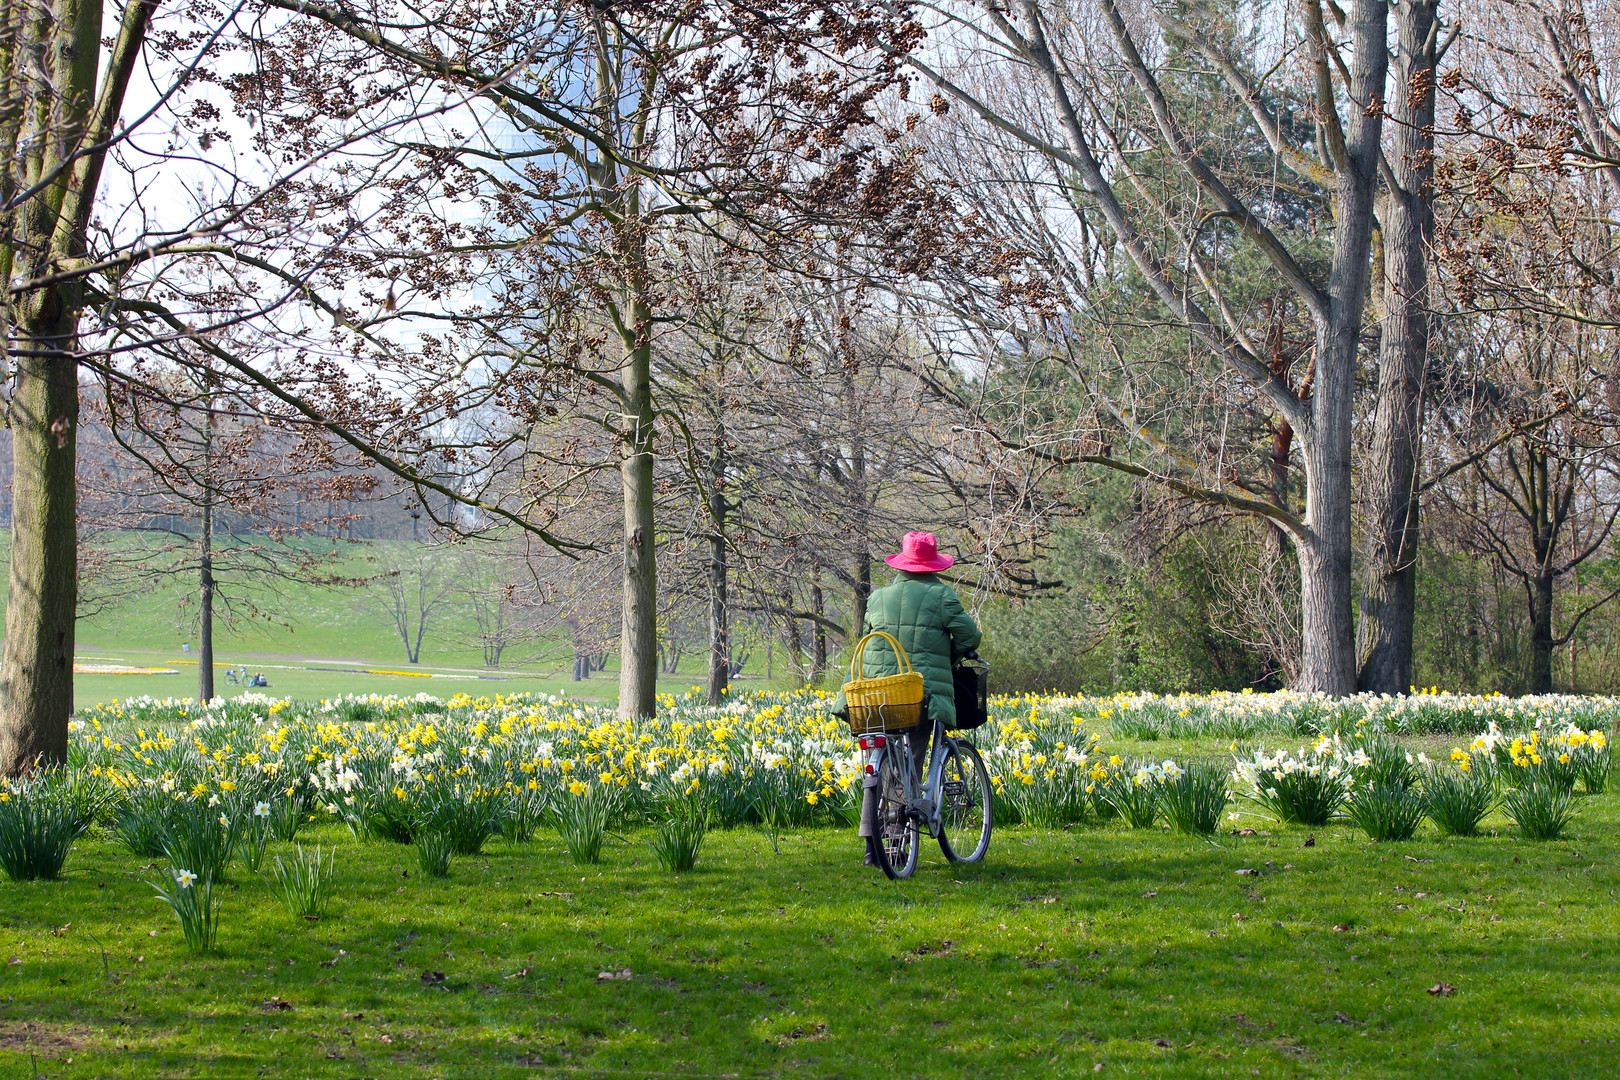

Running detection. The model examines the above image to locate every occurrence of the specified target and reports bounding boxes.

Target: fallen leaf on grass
[1426,983,1455,997]
[1153,1038,1173,1047]
[536,891,576,898]
[1301,834,1315,847]
[1235,868,1261,877]
[1404,856,1433,864]
[504,966,532,980]
[1231,913,1249,921]
[259,998,294,1012]
[1332,924,1350,933]
[420,971,447,986]
[5,957,19,966]
[1334,1011,1358,1024]
[596,968,633,982]
[1229,828,1258,836]
[1141,891,1159,899]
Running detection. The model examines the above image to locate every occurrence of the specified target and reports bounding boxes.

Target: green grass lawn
[70,645,726,712]
[2,776,1614,1079]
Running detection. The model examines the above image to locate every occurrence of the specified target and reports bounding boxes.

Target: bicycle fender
[862,747,884,788]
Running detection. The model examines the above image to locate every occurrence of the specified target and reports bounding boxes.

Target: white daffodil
[253,801,271,817]
[175,869,198,889]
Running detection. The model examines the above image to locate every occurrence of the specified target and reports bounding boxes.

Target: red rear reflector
[857,735,887,750]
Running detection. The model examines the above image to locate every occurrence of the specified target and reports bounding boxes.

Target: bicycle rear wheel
[938,741,993,863]
[873,746,919,880]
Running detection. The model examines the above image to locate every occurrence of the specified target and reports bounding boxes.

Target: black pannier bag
[951,653,990,731]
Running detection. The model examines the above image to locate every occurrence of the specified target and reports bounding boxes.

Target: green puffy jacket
[834,570,982,728]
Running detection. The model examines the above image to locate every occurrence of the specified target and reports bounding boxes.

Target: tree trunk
[1293,0,1387,697]
[1529,570,1555,694]
[199,483,215,702]
[0,0,153,773]
[707,433,729,704]
[0,310,80,773]
[618,292,658,721]
[1358,0,1438,694]
[811,575,827,677]
[853,550,871,640]
[784,591,804,684]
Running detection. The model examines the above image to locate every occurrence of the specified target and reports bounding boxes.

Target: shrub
[268,794,306,843]
[238,801,275,873]
[1343,783,1424,842]
[1356,735,1419,790]
[1421,764,1495,837]
[1157,763,1227,836]
[1502,782,1577,841]
[152,867,222,951]
[551,781,617,865]
[113,786,182,857]
[271,845,335,918]
[161,798,238,884]
[502,781,547,843]
[0,778,79,882]
[1232,741,1351,826]
[57,768,114,834]
[415,832,453,877]
[1099,763,1160,829]
[650,809,706,873]
[413,777,505,856]
[986,727,1097,828]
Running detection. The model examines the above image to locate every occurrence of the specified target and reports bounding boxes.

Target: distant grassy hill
[0,534,790,708]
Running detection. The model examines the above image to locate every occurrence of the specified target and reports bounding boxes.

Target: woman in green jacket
[845,532,981,865]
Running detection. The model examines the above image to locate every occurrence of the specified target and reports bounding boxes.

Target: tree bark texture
[1,305,80,773]
[617,293,658,721]
[1358,0,1438,694]
[1529,569,1555,694]
[0,0,107,773]
[1295,0,1389,696]
[198,482,215,702]
[706,422,729,704]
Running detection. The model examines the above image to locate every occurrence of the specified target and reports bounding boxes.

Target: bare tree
[80,373,369,700]
[372,547,459,665]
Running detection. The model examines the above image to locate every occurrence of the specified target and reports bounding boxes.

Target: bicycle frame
[859,716,953,838]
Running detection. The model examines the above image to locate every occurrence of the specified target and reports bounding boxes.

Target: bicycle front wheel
[938,741,993,863]
[873,747,919,880]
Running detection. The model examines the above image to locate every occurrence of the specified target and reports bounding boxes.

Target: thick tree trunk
[0,0,97,772]
[618,295,658,721]
[1529,571,1555,694]
[0,314,80,774]
[1296,0,1388,697]
[0,0,152,774]
[1296,443,1356,695]
[1358,0,1438,694]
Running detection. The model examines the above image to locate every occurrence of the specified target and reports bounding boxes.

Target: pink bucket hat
[885,532,954,572]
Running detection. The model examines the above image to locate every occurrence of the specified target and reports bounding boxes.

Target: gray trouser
[859,724,930,838]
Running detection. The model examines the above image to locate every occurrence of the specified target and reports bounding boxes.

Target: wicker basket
[842,632,925,734]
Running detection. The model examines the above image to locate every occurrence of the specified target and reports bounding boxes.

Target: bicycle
[857,683,994,880]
